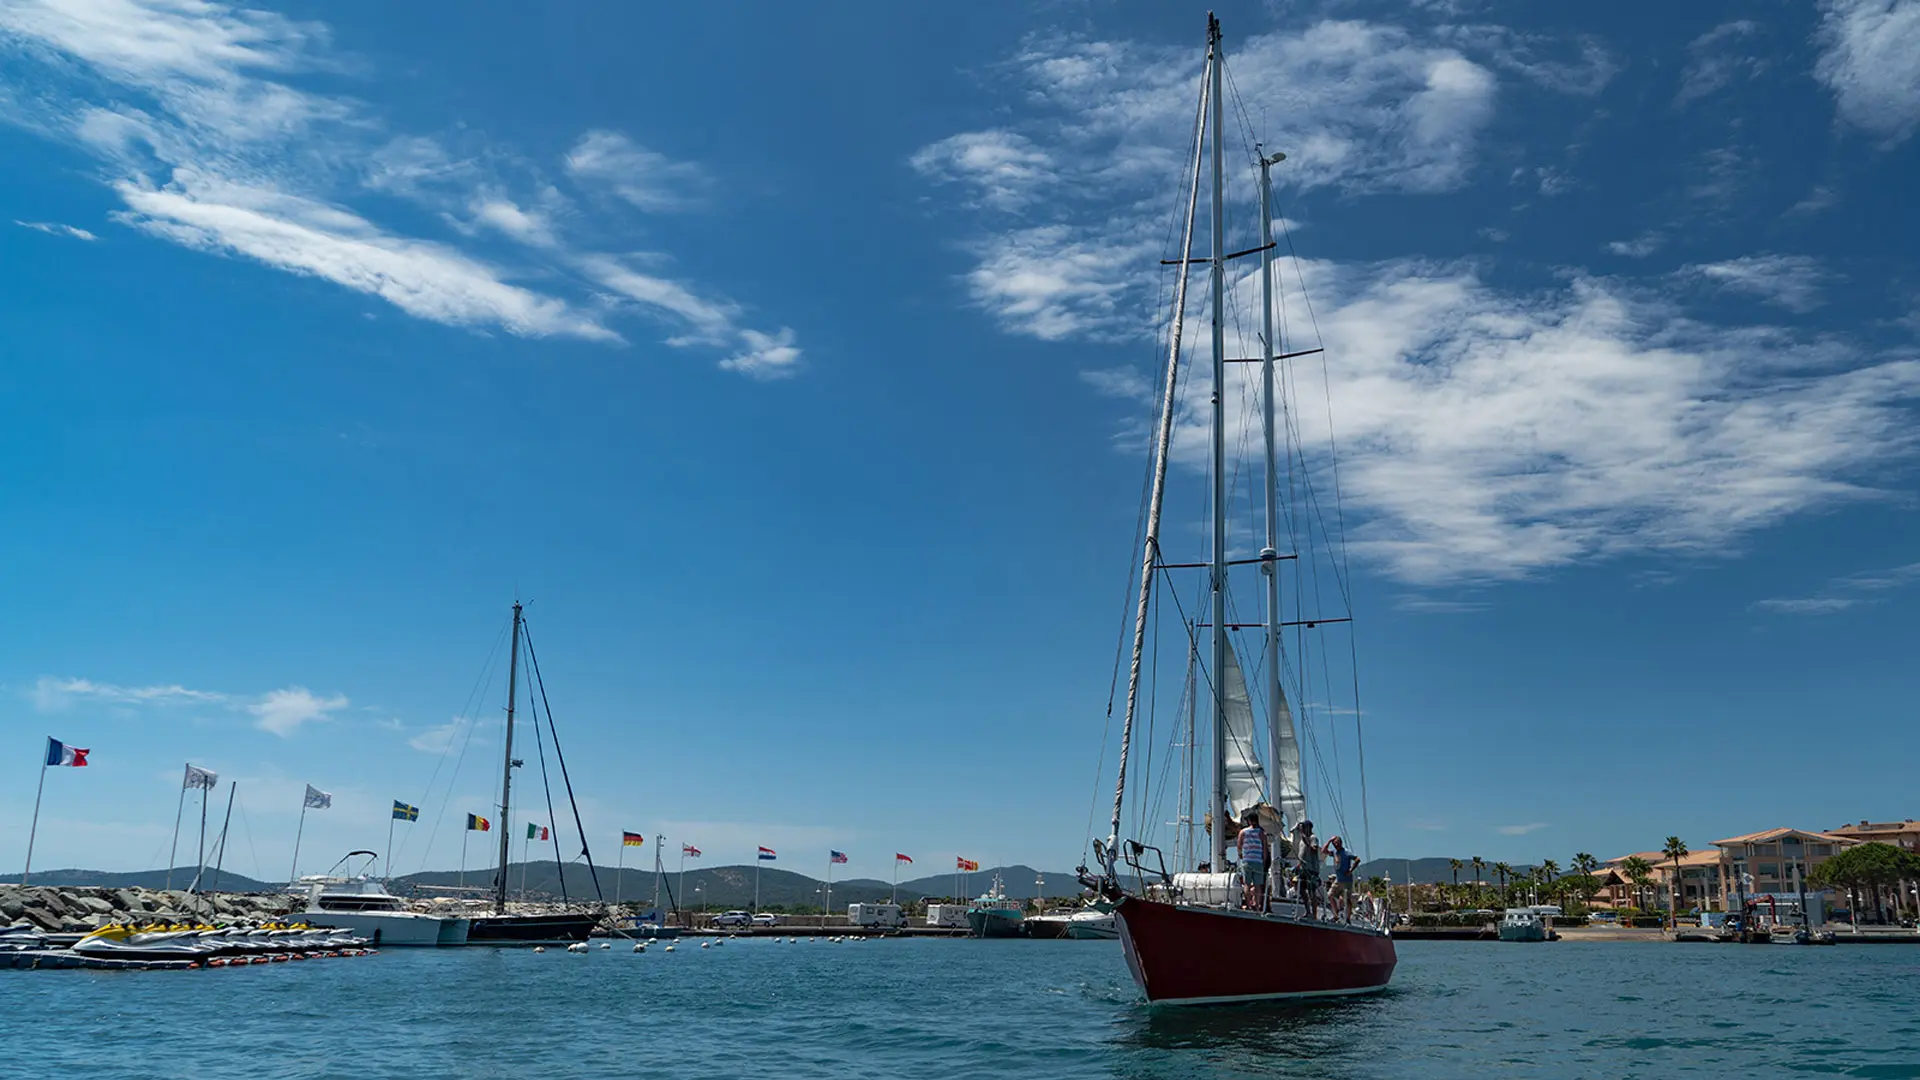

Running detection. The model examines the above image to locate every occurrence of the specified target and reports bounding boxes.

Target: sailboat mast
[1256,149,1302,825]
[1207,11,1230,871]
[1103,31,1212,873]
[495,601,522,915]
[1183,628,1197,869]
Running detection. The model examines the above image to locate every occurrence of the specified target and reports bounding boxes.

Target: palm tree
[1471,856,1485,889]
[1449,858,1463,889]
[1621,856,1654,913]
[1662,837,1689,926]
[1571,852,1600,909]
[1493,862,1513,905]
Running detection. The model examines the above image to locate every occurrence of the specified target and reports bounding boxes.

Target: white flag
[304,784,332,810]
[183,764,217,790]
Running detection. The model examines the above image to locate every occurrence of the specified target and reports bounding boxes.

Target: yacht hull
[967,909,1026,938]
[465,913,598,945]
[1114,896,1395,1005]
[300,911,468,946]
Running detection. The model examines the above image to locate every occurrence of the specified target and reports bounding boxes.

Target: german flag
[622,832,646,847]
[466,813,491,832]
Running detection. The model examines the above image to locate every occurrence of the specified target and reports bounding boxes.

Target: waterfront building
[1712,828,1859,907]
[1827,820,1920,852]
[1594,828,1865,914]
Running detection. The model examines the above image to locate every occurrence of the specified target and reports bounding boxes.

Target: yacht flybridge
[1077,14,1395,1005]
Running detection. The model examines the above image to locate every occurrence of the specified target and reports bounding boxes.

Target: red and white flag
[895,853,913,864]
[682,844,701,857]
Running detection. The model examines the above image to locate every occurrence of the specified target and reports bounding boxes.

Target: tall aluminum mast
[1257,148,1305,827]
[495,602,522,914]
[1206,11,1230,870]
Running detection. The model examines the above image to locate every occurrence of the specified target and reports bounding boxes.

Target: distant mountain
[1,862,1084,910]
[0,866,282,891]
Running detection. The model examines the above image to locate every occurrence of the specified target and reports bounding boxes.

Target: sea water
[3,938,1917,1079]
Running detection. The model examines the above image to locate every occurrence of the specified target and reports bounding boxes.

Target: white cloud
[408,718,466,754]
[248,686,348,736]
[1675,21,1764,108]
[1606,232,1665,258]
[115,169,618,340]
[1079,366,1153,402]
[0,1,798,374]
[1685,255,1829,314]
[31,676,226,711]
[1497,822,1549,835]
[14,219,97,240]
[564,130,704,212]
[1814,0,1920,144]
[1752,561,1920,615]
[719,327,801,379]
[964,226,1155,342]
[911,130,1056,210]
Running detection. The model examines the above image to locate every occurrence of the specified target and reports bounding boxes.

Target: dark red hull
[1115,896,1396,1005]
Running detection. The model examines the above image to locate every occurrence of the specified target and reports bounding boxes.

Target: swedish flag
[393,800,420,821]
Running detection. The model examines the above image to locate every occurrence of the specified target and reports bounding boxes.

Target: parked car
[711,910,752,927]
[752,913,779,927]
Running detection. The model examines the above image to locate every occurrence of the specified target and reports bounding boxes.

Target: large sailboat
[463,602,603,945]
[1079,14,1395,1005]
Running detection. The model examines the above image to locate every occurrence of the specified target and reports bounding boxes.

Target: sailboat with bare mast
[1079,13,1395,1004]
[463,601,605,945]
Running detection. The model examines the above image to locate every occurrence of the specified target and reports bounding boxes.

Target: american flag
[682,844,701,857]
[829,850,848,864]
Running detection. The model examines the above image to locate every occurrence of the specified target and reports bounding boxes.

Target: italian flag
[527,823,549,840]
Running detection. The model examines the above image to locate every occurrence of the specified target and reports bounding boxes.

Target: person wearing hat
[1234,808,1268,911]
[1292,819,1321,920]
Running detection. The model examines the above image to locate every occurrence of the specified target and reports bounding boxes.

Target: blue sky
[2,0,1917,885]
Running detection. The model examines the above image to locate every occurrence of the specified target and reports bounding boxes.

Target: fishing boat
[966,874,1026,938]
[464,602,603,945]
[1077,14,1395,1005]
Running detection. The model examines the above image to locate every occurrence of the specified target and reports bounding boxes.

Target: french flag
[45,738,88,767]
[757,846,777,861]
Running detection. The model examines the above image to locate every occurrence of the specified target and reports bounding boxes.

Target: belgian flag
[466,813,491,832]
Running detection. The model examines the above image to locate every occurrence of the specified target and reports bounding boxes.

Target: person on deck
[1325,836,1359,922]
[1293,820,1321,920]
[1235,809,1268,911]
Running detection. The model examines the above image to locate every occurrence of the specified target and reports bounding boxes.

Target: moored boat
[1498,908,1551,942]
[294,865,469,946]
[966,875,1026,938]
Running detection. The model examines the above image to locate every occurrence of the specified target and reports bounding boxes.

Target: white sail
[1269,684,1306,828]
[1219,644,1267,819]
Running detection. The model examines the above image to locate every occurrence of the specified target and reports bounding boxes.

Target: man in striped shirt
[1235,809,1268,911]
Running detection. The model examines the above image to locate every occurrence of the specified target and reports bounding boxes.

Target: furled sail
[1269,682,1306,829]
[1219,644,1267,819]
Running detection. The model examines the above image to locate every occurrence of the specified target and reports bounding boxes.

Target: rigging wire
[521,617,605,903]
[522,629,569,906]
[413,615,510,875]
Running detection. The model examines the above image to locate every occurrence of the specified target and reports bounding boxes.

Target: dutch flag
[45,738,88,767]
[757,846,777,861]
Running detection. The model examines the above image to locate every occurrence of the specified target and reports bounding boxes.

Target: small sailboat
[1078,14,1395,1005]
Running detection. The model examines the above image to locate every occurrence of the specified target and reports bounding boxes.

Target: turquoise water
[5,939,1919,1078]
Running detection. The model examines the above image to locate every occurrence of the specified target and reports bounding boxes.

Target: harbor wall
[0,885,299,932]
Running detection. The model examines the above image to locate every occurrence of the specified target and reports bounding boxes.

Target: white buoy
[533,946,547,954]
[567,942,589,953]
[664,945,675,952]
[599,942,612,950]
[701,941,712,949]
[633,943,645,953]
[714,938,724,946]
[788,937,797,944]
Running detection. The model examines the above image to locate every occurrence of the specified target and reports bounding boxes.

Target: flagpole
[23,753,49,886]
[385,812,396,885]
[678,848,686,926]
[195,781,209,887]
[211,781,236,893]
[892,858,899,906]
[288,798,309,886]
[461,828,469,889]
[166,772,187,891]
[826,855,834,922]
[519,825,529,901]
[616,839,625,908]
[755,857,761,915]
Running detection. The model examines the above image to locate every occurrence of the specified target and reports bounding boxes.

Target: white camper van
[924,904,969,929]
[847,903,904,928]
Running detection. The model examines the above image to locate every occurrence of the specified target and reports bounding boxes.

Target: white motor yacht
[294,874,469,946]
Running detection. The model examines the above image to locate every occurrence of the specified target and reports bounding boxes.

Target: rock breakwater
[0,886,298,932]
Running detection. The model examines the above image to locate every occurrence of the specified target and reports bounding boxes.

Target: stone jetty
[0,885,299,932]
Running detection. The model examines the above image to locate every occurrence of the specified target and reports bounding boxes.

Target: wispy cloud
[0,0,797,374]
[407,718,467,754]
[32,676,226,711]
[1752,561,1920,615]
[1814,0,1920,145]
[564,130,705,213]
[1605,232,1665,258]
[14,219,97,240]
[1685,255,1830,314]
[1675,21,1764,108]
[247,686,348,736]
[1497,822,1549,836]
[911,130,1056,211]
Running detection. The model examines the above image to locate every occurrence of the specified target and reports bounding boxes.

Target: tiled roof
[1712,827,1859,846]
